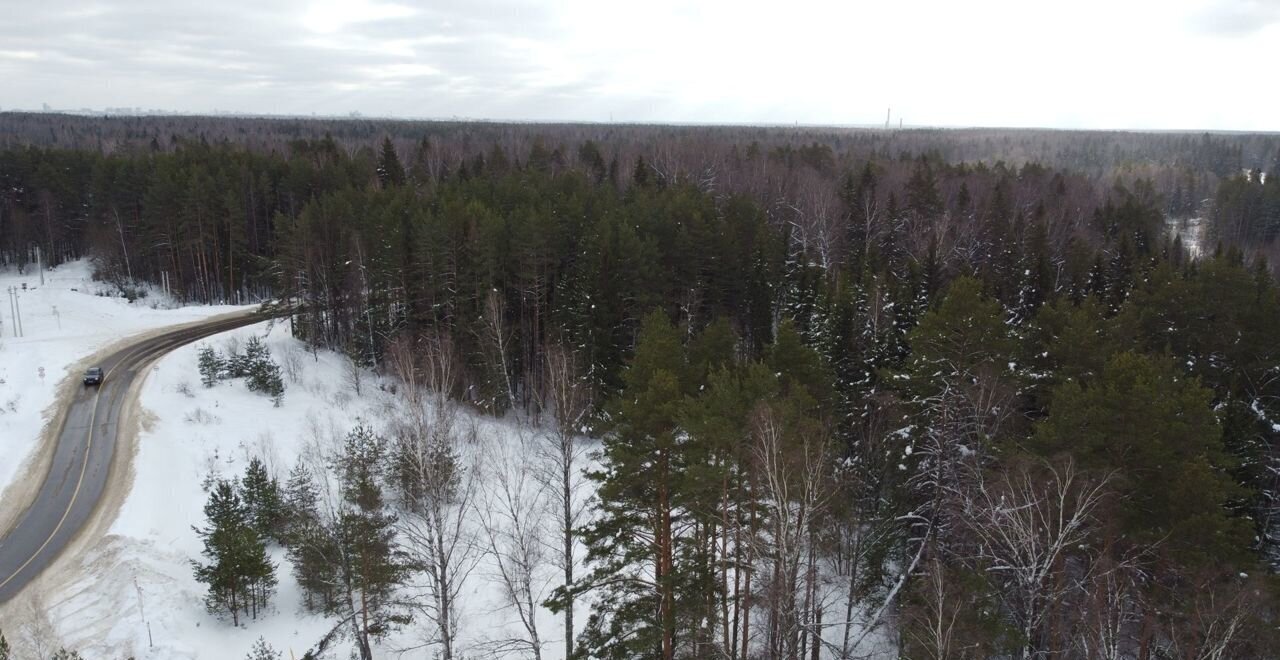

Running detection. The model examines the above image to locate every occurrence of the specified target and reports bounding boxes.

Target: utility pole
[36,245,44,286]
[7,287,22,338]
[13,287,23,337]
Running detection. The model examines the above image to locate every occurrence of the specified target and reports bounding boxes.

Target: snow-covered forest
[1,116,1280,658]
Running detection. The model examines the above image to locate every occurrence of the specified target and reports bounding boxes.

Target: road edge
[0,308,268,627]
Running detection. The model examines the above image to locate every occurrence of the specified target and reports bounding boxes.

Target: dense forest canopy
[2,112,1279,657]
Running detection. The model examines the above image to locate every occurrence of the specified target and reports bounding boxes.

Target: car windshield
[87,368,102,375]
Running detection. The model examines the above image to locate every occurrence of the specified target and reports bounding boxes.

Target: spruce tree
[243,336,285,405]
[376,137,406,188]
[226,345,251,379]
[243,335,270,368]
[0,629,8,660]
[241,457,285,543]
[904,275,1021,408]
[282,464,336,612]
[248,358,285,406]
[197,345,225,387]
[245,636,280,660]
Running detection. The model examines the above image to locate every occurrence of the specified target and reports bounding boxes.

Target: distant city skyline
[2,0,1278,131]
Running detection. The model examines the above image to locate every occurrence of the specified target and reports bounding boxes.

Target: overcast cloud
[0,0,1277,130]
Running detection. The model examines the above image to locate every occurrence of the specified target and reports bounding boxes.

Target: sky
[0,0,1277,131]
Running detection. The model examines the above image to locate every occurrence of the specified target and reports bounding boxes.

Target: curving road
[0,311,275,604]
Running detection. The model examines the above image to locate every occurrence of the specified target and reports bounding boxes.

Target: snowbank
[0,260,248,514]
[34,319,579,659]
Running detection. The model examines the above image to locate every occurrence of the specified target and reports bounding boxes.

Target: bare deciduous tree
[948,458,1112,660]
[902,559,975,660]
[478,287,517,413]
[391,332,482,660]
[1069,558,1146,660]
[751,401,834,660]
[534,342,592,660]
[476,429,549,660]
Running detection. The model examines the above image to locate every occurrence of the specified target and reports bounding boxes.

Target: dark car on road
[83,367,104,387]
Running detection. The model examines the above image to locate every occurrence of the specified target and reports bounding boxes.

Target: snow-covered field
[0,260,247,506]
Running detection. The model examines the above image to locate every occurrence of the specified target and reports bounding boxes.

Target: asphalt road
[0,311,274,604]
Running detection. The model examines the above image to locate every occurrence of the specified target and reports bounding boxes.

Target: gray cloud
[0,0,612,117]
[0,0,1277,129]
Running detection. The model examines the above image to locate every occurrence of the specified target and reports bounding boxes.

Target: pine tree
[0,629,8,660]
[241,457,285,543]
[192,480,277,625]
[1035,352,1251,565]
[562,310,705,660]
[904,276,1021,403]
[329,425,409,659]
[197,345,225,387]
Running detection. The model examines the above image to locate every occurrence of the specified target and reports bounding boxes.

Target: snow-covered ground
[13,317,581,659]
[0,260,248,506]
[1165,215,1207,259]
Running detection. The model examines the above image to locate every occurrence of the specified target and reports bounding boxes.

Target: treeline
[3,123,1280,656]
[1215,168,1280,245]
[3,112,1277,181]
[4,115,1280,282]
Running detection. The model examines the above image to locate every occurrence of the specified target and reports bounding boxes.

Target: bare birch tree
[391,332,482,660]
[479,287,517,412]
[948,458,1111,660]
[476,429,550,660]
[751,401,834,660]
[533,342,592,660]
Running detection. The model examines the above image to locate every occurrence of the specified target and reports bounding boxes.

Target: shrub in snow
[199,337,286,405]
[184,407,220,425]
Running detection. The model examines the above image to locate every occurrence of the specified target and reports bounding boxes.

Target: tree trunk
[563,448,575,660]
[658,446,675,660]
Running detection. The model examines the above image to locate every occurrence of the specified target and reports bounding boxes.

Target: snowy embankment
[12,317,582,659]
[0,260,248,521]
